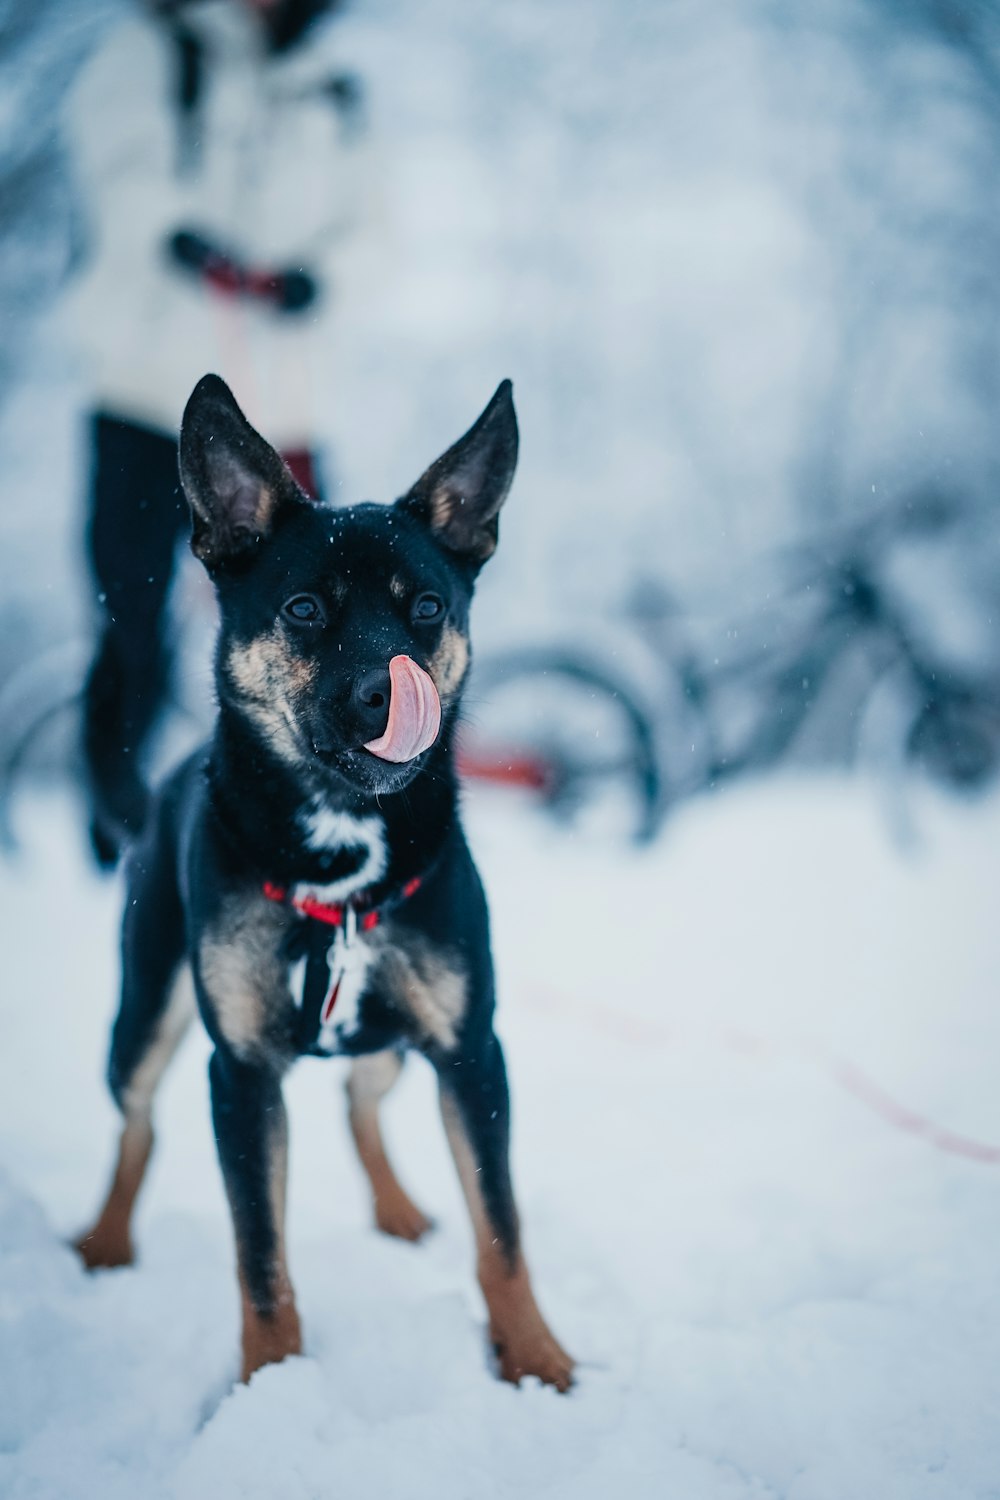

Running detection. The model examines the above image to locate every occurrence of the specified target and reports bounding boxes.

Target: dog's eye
[412,593,444,623]
[283,594,324,625]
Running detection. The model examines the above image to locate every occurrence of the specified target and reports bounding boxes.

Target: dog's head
[178,375,517,797]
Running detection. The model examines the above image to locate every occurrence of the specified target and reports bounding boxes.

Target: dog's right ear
[399,380,519,567]
[179,374,303,570]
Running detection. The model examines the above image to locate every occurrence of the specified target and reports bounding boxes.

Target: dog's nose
[352,667,391,740]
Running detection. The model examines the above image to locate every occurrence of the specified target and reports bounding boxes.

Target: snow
[2,776,1000,1498]
[2,0,1000,1491]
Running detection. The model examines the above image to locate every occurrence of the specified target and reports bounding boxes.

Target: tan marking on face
[376,936,467,1050]
[226,629,317,763]
[390,575,407,600]
[199,896,290,1058]
[430,626,470,699]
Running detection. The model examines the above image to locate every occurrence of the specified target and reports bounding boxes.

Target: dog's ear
[179,374,304,570]
[400,380,518,566]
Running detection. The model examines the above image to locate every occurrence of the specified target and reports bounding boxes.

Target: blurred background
[2,0,1000,844]
[2,4,1000,1495]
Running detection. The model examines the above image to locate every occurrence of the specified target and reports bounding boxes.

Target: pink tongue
[364,655,442,763]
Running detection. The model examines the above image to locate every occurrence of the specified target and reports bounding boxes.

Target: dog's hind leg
[346,1050,433,1242]
[77,820,193,1269]
[76,970,194,1268]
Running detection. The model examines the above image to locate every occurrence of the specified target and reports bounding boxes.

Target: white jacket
[65,1,370,447]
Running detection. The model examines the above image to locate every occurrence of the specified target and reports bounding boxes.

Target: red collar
[262,875,423,933]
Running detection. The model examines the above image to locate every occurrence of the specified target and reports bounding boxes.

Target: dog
[76,374,575,1392]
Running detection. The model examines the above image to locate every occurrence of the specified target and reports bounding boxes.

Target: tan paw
[374,1188,435,1243]
[74,1224,134,1270]
[492,1326,576,1393]
[240,1300,303,1383]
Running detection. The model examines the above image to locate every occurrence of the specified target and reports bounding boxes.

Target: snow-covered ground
[2,10,999,1490]
[1,776,999,1499]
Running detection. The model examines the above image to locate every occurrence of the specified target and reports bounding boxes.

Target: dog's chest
[286,915,377,1054]
[299,801,388,895]
[286,804,389,1053]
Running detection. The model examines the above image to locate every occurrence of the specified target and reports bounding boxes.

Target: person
[65,0,368,864]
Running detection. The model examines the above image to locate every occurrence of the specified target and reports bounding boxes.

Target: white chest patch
[295,800,388,904]
[288,922,376,1052]
[319,926,376,1050]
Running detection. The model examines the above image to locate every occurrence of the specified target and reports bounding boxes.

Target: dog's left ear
[400,380,518,566]
[179,374,305,570]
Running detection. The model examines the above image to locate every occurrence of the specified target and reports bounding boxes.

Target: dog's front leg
[436,1030,574,1391]
[209,1048,302,1381]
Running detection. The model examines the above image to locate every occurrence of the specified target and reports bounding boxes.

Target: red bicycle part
[456,746,555,793]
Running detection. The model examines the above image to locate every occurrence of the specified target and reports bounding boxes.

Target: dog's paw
[374,1188,435,1243]
[491,1326,576,1393]
[73,1225,134,1270]
[240,1296,303,1382]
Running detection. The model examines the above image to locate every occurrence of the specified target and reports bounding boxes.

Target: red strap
[203,259,244,297]
[320,977,342,1025]
[294,895,345,926]
[263,881,343,925]
[455,748,552,791]
[245,268,282,300]
[262,874,422,928]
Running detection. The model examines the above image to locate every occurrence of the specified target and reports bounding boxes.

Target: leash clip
[343,903,358,948]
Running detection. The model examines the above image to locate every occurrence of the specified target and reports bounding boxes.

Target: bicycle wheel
[0,639,88,850]
[907,693,1000,789]
[461,648,662,842]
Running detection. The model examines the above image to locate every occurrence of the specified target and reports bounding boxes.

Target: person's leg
[82,411,187,864]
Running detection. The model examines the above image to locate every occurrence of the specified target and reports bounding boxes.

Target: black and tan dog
[76,374,574,1392]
